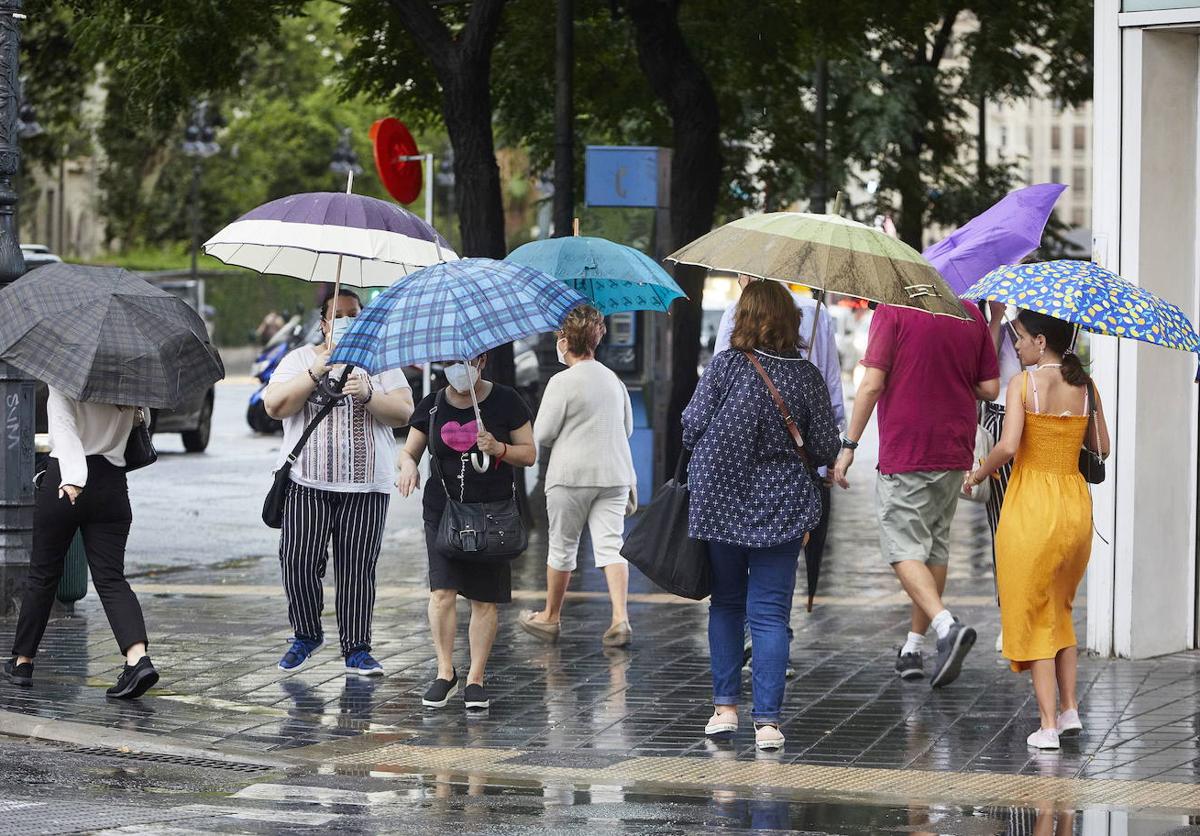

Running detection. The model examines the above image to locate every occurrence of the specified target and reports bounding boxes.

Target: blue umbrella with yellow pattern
[962,260,1200,353]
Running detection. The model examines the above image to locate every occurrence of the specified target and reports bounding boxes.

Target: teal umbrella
[507,235,685,315]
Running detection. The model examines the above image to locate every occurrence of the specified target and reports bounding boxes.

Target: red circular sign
[370,118,422,204]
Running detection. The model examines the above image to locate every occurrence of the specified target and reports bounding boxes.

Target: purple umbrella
[923,183,1067,295]
[203,191,457,288]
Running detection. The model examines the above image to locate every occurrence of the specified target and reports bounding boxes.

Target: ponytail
[1061,352,1089,388]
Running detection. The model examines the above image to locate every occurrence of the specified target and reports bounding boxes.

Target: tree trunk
[625,0,721,474]
[895,135,926,250]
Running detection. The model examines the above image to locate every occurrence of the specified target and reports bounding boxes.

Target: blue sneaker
[278,637,322,672]
[345,649,384,677]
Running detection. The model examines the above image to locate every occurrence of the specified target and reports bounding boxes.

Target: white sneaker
[1027,727,1060,750]
[755,724,785,751]
[704,710,738,736]
[1057,709,1083,737]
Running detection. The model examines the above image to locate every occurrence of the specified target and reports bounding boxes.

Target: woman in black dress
[397,353,535,711]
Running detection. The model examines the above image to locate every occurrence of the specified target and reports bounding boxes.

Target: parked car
[20,243,63,271]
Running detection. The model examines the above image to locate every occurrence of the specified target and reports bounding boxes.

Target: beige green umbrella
[667,212,967,319]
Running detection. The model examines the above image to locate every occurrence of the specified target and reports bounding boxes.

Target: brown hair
[559,304,606,356]
[730,280,801,354]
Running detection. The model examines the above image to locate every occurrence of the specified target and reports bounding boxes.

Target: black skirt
[423,515,512,604]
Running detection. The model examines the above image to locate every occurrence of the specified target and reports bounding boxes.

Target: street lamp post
[0,0,31,616]
[329,127,362,186]
[182,101,221,284]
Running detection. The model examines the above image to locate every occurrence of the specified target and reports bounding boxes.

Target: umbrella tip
[806,595,815,613]
[572,217,580,237]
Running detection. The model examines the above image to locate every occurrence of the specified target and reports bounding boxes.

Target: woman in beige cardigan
[519,305,636,647]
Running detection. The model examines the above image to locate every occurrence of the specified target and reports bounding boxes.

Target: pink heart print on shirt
[440,420,479,453]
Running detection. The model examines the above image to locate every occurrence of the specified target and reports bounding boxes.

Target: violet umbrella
[922,183,1067,295]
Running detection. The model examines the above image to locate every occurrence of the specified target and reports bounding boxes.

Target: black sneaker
[106,656,159,699]
[464,682,489,710]
[929,620,976,689]
[896,650,924,680]
[4,657,32,687]
[422,669,458,708]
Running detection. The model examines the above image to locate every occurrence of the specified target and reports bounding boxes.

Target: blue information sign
[585,146,671,208]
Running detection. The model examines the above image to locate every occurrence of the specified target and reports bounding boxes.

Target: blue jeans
[707,537,803,724]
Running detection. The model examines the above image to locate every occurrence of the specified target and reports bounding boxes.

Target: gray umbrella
[0,263,224,409]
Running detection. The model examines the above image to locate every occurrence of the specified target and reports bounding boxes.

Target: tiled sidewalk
[2,472,1198,791]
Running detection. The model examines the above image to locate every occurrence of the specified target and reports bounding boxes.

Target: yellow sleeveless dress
[995,373,1092,673]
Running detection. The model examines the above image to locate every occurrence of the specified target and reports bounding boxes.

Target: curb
[0,708,297,770]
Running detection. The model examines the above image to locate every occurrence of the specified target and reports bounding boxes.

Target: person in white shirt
[714,277,846,605]
[519,305,637,648]
[263,288,413,677]
[7,389,159,699]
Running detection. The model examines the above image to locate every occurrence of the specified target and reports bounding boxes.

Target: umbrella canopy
[506,236,685,314]
[0,264,225,409]
[667,212,966,318]
[203,191,457,288]
[924,183,1066,294]
[962,260,1200,352]
[329,258,586,373]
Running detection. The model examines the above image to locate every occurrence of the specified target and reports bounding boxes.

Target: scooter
[246,311,320,434]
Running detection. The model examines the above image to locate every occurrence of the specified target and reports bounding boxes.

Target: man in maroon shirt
[832,302,999,688]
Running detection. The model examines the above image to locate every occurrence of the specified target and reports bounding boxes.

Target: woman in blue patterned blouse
[682,279,840,751]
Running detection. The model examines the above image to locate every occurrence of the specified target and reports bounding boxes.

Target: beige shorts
[546,485,629,573]
[876,470,962,567]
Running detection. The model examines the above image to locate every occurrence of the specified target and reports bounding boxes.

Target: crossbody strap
[284,367,351,465]
[743,351,811,465]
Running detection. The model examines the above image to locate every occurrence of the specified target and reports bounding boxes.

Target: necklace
[1035,363,1063,370]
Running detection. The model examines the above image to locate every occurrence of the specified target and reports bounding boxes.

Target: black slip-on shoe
[463,682,490,710]
[422,669,459,708]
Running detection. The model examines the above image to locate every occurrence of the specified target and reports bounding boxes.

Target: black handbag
[262,392,341,529]
[123,409,158,472]
[429,392,527,563]
[1079,380,1105,485]
[619,450,711,600]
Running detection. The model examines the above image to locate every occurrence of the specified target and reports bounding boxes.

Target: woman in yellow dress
[963,310,1109,750]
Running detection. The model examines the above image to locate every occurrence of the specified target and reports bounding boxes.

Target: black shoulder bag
[1079,380,1105,485]
[262,369,349,528]
[428,390,527,563]
[123,408,158,473]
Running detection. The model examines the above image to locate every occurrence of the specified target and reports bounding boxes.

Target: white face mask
[444,362,480,393]
[556,338,568,365]
[328,316,354,345]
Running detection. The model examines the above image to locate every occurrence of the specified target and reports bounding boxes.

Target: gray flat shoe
[602,620,632,648]
[518,610,560,642]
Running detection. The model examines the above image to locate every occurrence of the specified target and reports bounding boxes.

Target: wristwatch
[840,435,859,450]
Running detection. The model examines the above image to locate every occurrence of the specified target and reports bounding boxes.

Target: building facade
[1090,0,1200,658]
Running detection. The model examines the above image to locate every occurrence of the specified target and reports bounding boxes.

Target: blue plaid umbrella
[330,258,585,372]
[962,260,1200,353]
[506,236,685,314]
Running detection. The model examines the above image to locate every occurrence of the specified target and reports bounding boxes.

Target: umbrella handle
[470,452,491,474]
[316,365,355,402]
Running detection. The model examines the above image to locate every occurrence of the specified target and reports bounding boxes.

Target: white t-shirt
[271,344,410,493]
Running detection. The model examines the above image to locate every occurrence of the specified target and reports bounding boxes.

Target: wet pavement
[3,383,1200,832]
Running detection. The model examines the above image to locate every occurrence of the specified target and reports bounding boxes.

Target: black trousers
[278,482,389,655]
[11,457,148,658]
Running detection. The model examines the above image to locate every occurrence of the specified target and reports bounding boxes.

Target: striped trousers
[278,482,390,656]
[980,402,1012,604]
